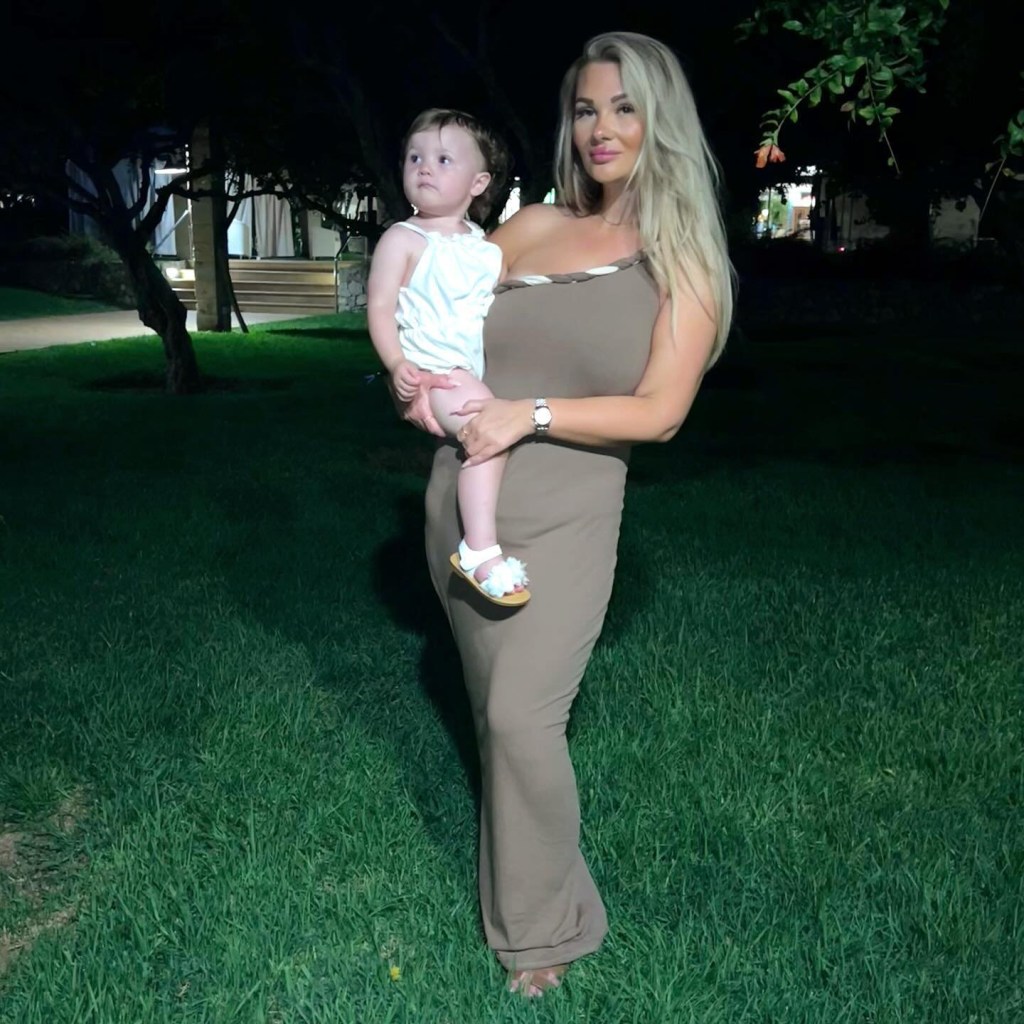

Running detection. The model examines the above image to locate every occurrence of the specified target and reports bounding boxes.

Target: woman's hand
[455,398,533,467]
[389,372,456,437]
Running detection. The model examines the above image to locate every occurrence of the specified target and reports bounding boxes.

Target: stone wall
[336,259,368,312]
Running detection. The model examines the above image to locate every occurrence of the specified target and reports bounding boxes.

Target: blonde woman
[403,31,734,997]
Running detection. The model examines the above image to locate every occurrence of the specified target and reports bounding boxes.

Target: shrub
[0,234,135,307]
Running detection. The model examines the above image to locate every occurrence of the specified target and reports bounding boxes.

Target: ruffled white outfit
[395,220,502,381]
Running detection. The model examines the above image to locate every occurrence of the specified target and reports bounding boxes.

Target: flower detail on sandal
[450,540,530,607]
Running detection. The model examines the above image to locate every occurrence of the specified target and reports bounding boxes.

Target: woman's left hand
[455,398,533,467]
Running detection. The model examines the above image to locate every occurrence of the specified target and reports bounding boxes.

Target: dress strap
[396,219,485,239]
[395,221,430,238]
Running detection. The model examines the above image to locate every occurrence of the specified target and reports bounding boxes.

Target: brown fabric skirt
[423,257,659,969]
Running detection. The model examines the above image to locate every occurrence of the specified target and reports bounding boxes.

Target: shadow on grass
[209,464,482,857]
[370,492,482,806]
[84,372,297,392]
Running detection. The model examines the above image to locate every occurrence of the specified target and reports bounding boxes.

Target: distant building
[757,168,982,251]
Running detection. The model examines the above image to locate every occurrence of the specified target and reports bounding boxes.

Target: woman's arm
[457,271,717,466]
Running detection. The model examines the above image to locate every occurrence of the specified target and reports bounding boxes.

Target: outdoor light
[154,147,188,175]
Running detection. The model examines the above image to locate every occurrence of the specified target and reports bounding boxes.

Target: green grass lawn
[0,286,121,320]
[0,316,1021,1023]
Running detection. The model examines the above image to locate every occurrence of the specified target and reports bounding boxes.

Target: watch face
[535,406,553,427]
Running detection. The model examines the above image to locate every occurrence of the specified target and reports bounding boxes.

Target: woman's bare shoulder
[489,203,574,248]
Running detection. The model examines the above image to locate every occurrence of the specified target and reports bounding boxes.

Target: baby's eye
[408,153,421,164]
[439,154,452,165]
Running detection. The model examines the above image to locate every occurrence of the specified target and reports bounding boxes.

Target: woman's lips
[589,150,619,164]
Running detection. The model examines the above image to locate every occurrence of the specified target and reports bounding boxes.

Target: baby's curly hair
[402,108,510,224]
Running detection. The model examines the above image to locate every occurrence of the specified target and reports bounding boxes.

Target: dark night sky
[1,0,1017,215]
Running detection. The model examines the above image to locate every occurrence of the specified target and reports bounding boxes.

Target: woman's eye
[618,104,635,115]
[573,107,594,120]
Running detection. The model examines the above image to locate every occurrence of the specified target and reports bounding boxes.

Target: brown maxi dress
[424,253,660,971]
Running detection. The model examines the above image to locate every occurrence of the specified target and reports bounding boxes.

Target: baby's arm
[367,225,422,399]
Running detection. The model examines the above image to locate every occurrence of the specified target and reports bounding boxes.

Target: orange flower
[755,144,786,169]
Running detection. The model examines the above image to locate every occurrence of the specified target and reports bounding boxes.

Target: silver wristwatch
[532,398,552,434]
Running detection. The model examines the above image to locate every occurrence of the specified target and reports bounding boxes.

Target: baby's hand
[391,360,423,403]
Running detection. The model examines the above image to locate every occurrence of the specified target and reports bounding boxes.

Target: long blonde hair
[554,32,734,364]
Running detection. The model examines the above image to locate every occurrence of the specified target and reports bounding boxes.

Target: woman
[404,31,733,996]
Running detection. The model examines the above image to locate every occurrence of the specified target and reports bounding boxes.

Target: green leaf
[782,19,803,31]
[827,76,845,95]
[809,86,823,107]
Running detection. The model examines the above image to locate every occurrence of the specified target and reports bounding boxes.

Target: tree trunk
[122,241,202,394]
[191,121,232,331]
[69,157,202,394]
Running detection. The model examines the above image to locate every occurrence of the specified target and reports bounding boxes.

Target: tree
[0,4,375,392]
[743,1,1024,266]
[0,6,237,391]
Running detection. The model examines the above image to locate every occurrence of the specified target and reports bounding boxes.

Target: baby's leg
[429,370,520,589]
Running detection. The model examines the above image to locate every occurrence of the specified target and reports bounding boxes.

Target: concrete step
[227,259,334,270]
[228,300,335,314]
[227,271,335,286]
[173,280,335,296]
[167,258,365,314]
[231,283,335,297]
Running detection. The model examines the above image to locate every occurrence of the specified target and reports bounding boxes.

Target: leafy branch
[742,0,950,169]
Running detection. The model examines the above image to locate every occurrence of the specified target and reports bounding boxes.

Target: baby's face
[403,124,489,218]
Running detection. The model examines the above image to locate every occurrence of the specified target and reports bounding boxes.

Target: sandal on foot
[508,964,567,998]
[450,540,530,607]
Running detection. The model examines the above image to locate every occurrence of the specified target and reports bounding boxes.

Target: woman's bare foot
[508,964,567,998]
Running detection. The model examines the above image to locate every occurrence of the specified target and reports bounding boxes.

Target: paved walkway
[0,310,306,354]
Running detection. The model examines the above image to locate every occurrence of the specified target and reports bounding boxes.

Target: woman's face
[571,61,644,188]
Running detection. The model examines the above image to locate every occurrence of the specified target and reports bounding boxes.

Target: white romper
[395,220,503,381]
